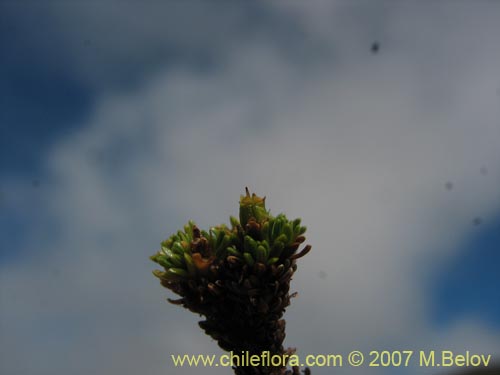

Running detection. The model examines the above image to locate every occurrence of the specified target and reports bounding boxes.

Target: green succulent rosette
[151,188,310,281]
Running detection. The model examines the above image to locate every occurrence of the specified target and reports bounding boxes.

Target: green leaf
[256,245,268,263]
[243,252,255,266]
[167,268,189,278]
[226,246,241,257]
[171,241,185,255]
[184,253,196,276]
[267,257,279,265]
[169,253,185,268]
[230,216,240,228]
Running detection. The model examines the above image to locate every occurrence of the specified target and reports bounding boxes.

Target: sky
[1,2,500,375]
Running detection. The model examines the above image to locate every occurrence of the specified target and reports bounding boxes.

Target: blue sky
[431,214,500,330]
[1,2,500,375]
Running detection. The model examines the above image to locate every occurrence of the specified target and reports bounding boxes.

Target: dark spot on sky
[472,217,483,226]
[51,268,61,278]
[445,181,453,191]
[371,42,380,54]
[318,270,327,279]
[480,166,488,176]
[32,179,40,188]
[90,150,106,166]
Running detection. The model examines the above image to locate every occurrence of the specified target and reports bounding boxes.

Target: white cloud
[2,3,500,375]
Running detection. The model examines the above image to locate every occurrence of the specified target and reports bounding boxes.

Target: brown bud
[295,235,306,243]
[207,282,222,296]
[167,297,185,305]
[192,225,201,239]
[290,245,311,260]
[254,262,267,275]
[226,255,241,265]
